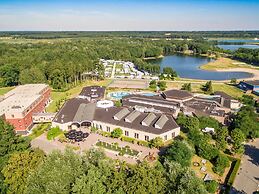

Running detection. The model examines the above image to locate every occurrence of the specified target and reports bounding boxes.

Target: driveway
[31,130,158,164]
[231,139,259,194]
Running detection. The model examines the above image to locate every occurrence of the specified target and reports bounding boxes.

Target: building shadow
[244,144,259,166]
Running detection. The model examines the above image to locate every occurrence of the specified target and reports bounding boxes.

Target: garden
[96,141,139,157]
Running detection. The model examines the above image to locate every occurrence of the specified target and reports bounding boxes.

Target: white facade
[92,120,180,141]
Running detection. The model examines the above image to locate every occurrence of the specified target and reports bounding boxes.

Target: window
[134,133,139,139]
[106,126,110,132]
[164,135,167,141]
[125,131,129,136]
[172,132,175,138]
[99,125,102,130]
[145,135,149,141]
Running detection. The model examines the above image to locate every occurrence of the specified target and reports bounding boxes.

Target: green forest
[0,37,215,89]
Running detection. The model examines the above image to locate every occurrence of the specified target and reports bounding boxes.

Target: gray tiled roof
[94,107,179,135]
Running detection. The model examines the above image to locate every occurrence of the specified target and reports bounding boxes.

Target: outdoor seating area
[64,130,89,142]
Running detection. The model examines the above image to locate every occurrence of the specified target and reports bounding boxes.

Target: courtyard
[31,128,159,164]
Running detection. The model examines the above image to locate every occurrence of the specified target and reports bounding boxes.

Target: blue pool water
[109,92,131,99]
[141,93,156,97]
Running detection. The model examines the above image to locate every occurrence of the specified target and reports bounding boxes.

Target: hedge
[224,157,241,193]
[121,136,135,144]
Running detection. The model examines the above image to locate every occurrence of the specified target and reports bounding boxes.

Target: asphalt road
[231,139,259,194]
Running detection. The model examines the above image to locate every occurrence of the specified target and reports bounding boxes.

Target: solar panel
[113,108,130,121]
[141,113,156,126]
[124,110,141,123]
[154,115,169,129]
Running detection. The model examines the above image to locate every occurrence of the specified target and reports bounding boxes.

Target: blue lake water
[218,44,259,51]
[217,39,259,43]
[149,55,253,80]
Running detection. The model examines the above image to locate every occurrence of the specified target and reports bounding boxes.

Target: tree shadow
[244,144,259,166]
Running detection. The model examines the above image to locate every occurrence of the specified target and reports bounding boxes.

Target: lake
[217,39,259,43]
[149,55,253,80]
[217,39,259,51]
[218,44,259,51]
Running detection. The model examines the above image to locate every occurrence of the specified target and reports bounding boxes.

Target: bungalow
[238,80,259,96]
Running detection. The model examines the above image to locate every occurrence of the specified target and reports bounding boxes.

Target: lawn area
[213,83,245,98]
[191,155,220,181]
[166,81,245,98]
[46,79,112,112]
[0,87,14,95]
[191,155,232,184]
[28,123,51,140]
[200,57,259,70]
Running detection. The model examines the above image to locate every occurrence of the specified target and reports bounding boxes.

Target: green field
[166,81,245,98]
[0,87,14,95]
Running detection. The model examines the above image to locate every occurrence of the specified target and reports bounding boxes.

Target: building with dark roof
[78,86,105,101]
[238,80,259,96]
[161,89,193,102]
[93,107,180,141]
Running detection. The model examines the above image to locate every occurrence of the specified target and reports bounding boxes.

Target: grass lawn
[200,57,259,70]
[0,87,14,95]
[191,155,220,181]
[28,123,51,140]
[191,155,231,184]
[166,81,246,99]
[46,79,112,112]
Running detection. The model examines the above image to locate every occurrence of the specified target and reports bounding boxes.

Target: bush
[212,154,230,175]
[99,131,111,137]
[149,137,164,148]
[111,128,123,138]
[137,140,149,147]
[114,100,122,107]
[47,127,63,140]
[90,126,98,133]
[164,140,193,167]
[121,136,135,144]
[205,180,218,193]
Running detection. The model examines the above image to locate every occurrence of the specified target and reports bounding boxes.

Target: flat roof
[79,86,105,100]
[162,89,193,100]
[4,84,48,98]
[94,107,179,135]
[0,94,41,115]
[214,91,234,100]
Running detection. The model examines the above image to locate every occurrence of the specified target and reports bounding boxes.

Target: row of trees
[232,48,259,66]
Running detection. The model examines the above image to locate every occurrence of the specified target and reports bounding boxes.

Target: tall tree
[2,149,45,194]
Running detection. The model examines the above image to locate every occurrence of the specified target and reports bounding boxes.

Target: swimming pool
[140,93,157,97]
[108,91,132,99]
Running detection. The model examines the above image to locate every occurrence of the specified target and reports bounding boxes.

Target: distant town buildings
[0,84,51,134]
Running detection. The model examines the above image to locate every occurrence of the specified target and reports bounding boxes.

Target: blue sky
[0,0,259,31]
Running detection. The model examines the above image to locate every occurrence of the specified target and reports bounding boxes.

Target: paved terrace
[31,129,159,164]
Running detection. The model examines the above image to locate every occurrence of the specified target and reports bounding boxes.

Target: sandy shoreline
[215,68,259,81]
